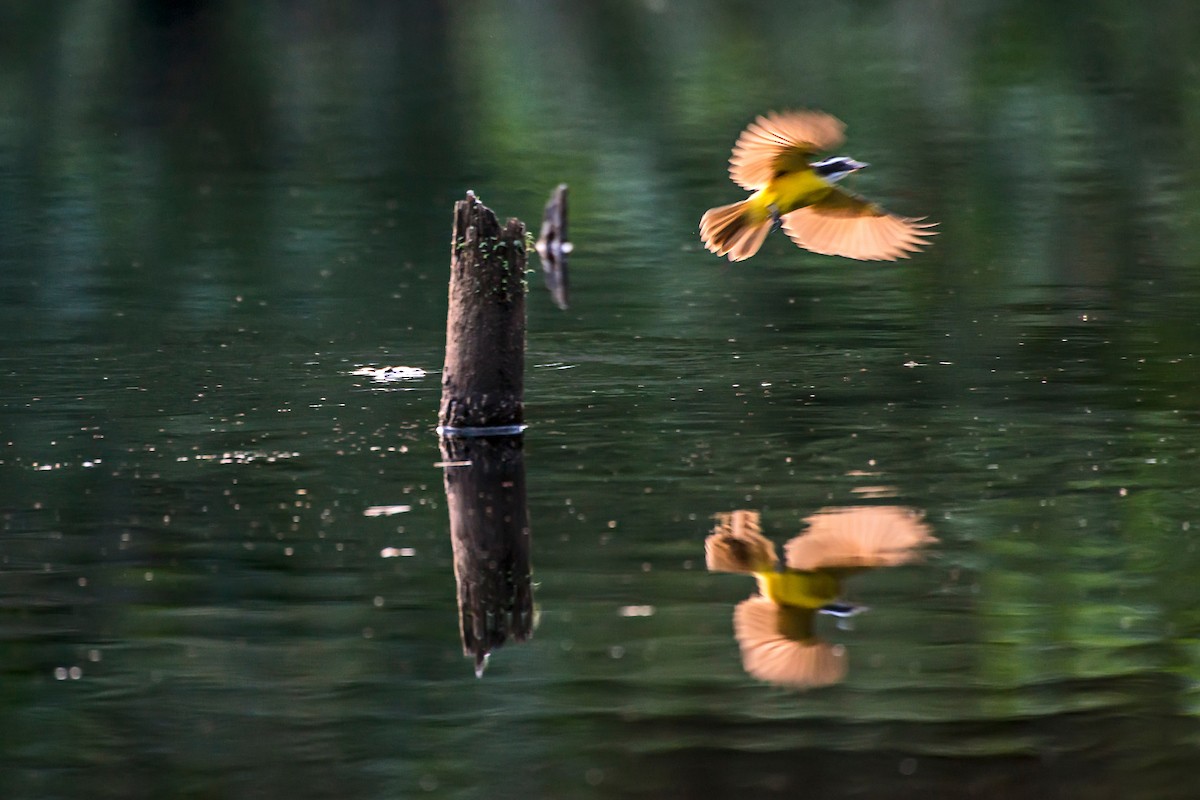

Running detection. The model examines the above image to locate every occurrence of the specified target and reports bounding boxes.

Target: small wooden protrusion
[534,183,571,310]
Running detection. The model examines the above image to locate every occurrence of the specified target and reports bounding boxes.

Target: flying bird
[699,110,937,262]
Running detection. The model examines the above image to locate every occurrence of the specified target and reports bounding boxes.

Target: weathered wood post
[438,191,533,675]
[438,190,526,434]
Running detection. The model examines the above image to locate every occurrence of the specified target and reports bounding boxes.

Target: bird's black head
[811,156,868,183]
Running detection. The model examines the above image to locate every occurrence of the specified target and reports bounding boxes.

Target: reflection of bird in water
[699,110,937,262]
[705,507,935,689]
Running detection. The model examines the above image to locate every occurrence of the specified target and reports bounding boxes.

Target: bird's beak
[849,160,869,171]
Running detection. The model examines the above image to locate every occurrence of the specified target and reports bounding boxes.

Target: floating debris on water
[363,505,412,517]
[380,547,417,558]
[351,366,428,383]
[850,485,899,498]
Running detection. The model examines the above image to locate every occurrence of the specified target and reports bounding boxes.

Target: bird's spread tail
[706,511,778,574]
[700,200,772,262]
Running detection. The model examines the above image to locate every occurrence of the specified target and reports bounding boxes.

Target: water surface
[2,2,1200,798]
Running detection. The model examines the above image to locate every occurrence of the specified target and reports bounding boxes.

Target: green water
[3,2,1200,798]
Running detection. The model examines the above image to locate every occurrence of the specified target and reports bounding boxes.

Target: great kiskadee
[705,507,936,688]
[699,110,937,262]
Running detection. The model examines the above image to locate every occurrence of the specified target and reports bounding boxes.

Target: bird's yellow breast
[757,169,835,216]
[755,570,840,609]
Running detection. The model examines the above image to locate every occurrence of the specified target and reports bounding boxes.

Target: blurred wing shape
[706,510,778,573]
[781,187,937,261]
[733,597,847,689]
[785,506,936,571]
[728,110,846,191]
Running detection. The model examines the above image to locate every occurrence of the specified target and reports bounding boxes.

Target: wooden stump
[438,191,533,675]
[438,191,527,433]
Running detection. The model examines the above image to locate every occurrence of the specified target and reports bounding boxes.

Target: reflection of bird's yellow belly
[757,171,834,216]
[755,570,840,609]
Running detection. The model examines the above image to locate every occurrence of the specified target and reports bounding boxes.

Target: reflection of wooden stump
[439,191,526,432]
[441,436,533,676]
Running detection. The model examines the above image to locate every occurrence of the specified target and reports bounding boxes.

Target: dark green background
[2,1,1200,797]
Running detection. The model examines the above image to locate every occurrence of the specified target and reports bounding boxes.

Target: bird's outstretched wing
[784,506,936,572]
[780,187,938,261]
[728,110,846,191]
[732,597,847,688]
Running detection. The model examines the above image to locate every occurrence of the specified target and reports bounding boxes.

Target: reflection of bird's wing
[706,510,778,573]
[784,506,936,571]
[728,111,846,191]
[780,187,937,261]
[733,597,847,688]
